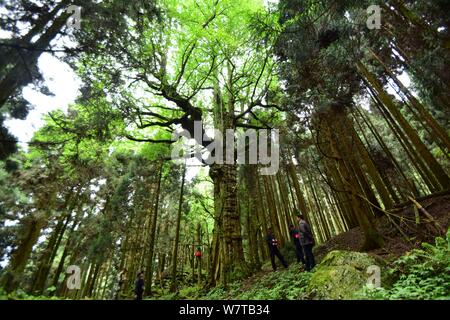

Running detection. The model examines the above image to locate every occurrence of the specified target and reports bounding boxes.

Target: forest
[0,0,449,301]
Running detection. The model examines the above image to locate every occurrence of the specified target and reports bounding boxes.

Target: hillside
[1,0,450,303]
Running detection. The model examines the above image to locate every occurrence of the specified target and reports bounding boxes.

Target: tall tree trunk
[144,163,164,296]
[243,165,261,271]
[170,164,186,292]
[210,162,246,287]
[369,48,450,151]
[1,213,47,292]
[196,223,202,286]
[30,208,73,295]
[357,62,450,190]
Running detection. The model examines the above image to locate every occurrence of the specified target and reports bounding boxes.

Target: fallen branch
[407,196,445,234]
[391,189,450,210]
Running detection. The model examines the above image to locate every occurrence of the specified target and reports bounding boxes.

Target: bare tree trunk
[144,163,164,296]
[170,164,186,292]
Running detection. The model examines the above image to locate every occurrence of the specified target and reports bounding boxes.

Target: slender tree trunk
[170,164,186,292]
[196,224,202,286]
[144,163,164,296]
[30,209,73,295]
[357,62,450,190]
[1,213,48,292]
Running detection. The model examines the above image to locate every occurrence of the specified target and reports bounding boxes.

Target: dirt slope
[314,192,450,262]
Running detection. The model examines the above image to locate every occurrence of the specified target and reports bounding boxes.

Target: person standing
[297,214,316,271]
[265,228,288,271]
[289,224,306,267]
[134,271,145,300]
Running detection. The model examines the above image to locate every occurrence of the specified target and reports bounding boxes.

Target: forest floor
[4,194,448,301]
[159,192,450,300]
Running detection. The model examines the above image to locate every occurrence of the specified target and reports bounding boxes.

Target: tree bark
[170,164,186,292]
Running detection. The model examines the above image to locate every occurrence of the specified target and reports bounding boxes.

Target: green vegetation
[155,231,450,300]
[0,287,60,300]
[1,229,448,300]
[358,229,450,300]
[204,266,312,300]
[0,0,449,300]
[306,250,388,300]
[152,264,312,300]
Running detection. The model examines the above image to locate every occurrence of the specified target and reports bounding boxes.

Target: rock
[306,250,388,300]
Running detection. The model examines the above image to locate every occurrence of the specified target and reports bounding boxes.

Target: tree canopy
[0,0,449,301]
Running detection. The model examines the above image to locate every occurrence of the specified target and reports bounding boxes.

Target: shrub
[201,263,312,300]
[358,228,450,300]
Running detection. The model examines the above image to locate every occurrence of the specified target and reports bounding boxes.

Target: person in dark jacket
[265,228,288,271]
[289,224,306,266]
[297,215,316,271]
[134,271,145,300]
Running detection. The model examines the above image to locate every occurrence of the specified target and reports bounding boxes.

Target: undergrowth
[0,287,61,300]
[2,230,448,300]
[188,263,312,300]
[357,228,450,300]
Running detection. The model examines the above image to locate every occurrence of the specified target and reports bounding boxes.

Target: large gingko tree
[71,0,281,286]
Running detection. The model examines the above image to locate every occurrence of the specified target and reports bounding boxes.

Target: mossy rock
[306,250,391,300]
[319,250,386,270]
